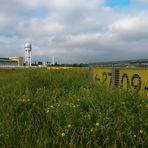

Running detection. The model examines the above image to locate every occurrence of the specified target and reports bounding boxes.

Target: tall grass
[0,68,147,147]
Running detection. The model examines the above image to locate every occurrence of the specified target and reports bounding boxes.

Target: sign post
[93,67,148,98]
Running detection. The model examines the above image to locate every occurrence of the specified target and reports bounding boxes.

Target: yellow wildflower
[87,114,91,120]
[96,122,100,127]
[90,128,94,132]
[67,124,72,128]
[61,132,65,137]
[45,108,50,113]
[50,105,54,109]
[140,130,143,134]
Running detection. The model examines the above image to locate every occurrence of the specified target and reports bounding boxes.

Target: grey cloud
[0,0,148,63]
[133,0,148,4]
[110,13,148,42]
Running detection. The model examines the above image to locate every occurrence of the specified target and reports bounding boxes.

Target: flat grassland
[0,69,147,147]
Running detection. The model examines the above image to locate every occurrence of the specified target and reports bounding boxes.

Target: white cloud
[110,12,148,41]
[0,0,148,63]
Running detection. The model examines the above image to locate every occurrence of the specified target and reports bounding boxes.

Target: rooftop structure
[25,42,32,50]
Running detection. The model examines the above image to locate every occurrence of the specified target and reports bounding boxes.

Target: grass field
[0,68,147,147]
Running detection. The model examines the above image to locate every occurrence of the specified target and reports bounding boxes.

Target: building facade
[0,57,24,67]
[9,56,24,66]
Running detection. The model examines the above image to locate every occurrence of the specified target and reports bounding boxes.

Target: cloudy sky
[0,0,148,63]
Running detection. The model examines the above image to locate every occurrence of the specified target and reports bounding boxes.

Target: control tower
[24,42,32,67]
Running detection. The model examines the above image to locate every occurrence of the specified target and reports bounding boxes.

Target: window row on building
[0,57,24,67]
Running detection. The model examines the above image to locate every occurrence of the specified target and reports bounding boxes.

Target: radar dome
[24,42,32,49]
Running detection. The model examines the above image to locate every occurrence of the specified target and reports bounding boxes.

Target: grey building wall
[0,58,18,67]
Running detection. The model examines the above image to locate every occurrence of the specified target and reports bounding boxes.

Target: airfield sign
[93,67,148,97]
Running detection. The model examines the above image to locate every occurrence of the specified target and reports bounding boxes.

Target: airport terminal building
[0,57,24,67]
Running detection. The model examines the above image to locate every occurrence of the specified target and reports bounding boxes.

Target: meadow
[0,68,147,148]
